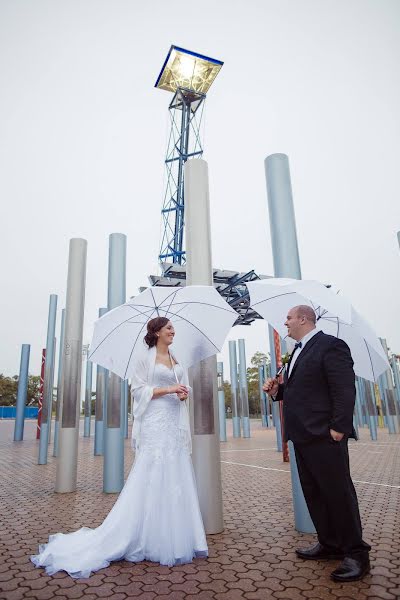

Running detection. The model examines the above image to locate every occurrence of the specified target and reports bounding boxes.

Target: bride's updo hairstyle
[144,316,170,348]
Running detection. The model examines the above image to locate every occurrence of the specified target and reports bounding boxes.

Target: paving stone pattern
[0,419,399,600]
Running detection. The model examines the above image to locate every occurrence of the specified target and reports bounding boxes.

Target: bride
[31,316,208,578]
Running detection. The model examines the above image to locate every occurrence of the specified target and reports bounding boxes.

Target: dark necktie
[294,341,302,351]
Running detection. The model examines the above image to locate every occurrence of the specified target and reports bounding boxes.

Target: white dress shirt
[288,328,319,377]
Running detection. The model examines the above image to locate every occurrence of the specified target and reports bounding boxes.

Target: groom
[263,305,371,582]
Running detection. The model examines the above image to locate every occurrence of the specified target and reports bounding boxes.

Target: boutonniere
[281,352,291,366]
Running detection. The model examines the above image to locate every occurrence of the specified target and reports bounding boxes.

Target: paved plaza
[0,419,399,600]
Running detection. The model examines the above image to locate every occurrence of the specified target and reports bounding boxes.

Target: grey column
[185,158,223,534]
[258,365,268,427]
[268,325,283,451]
[217,362,227,442]
[354,376,364,428]
[14,344,31,441]
[265,153,314,534]
[55,239,87,493]
[238,339,250,438]
[364,380,378,440]
[84,359,93,437]
[104,233,126,493]
[390,356,400,420]
[122,379,129,439]
[53,309,65,456]
[228,341,241,437]
[38,294,58,464]
[380,338,400,433]
[94,307,108,455]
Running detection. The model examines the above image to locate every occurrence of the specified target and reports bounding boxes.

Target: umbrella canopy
[246,278,352,327]
[246,278,389,382]
[88,285,238,379]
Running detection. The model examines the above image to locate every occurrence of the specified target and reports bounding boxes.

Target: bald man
[263,305,370,582]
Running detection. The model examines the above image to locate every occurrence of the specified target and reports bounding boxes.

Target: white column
[55,239,87,493]
[185,158,223,534]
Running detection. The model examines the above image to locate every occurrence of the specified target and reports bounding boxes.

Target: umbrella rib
[251,291,299,307]
[156,307,222,352]
[363,338,376,382]
[167,300,236,314]
[123,308,158,379]
[150,289,160,316]
[88,313,148,359]
[164,290,180,317]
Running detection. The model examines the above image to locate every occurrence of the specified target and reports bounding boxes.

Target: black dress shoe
[296,542,344,560]
[331,556,370,582]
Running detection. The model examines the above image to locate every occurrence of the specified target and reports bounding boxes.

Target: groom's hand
[263,378,279,397]
[330,429,344,442]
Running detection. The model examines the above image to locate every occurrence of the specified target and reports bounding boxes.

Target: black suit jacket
[275,331,356,444]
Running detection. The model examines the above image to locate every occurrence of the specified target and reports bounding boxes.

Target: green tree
[0,374,42,406]
[0,374,18,406]
[251,351,270,367]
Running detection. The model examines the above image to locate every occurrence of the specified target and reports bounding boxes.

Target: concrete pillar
[53,309,65,456]
[14,344,31,441]
[265,153,315,534]
[55,239,87,493]
[217,362,227,442]
[38,294,58,464]
[228,341,241,437]
[84,359,93,437]
[258,365,269,427]
[268,325,283,451]
[380,338,400,433]
[185,158,223,534]
[238,339,250,438]
[390,356,400,423]
[365,380,378,440]
[103,233,126,493]
[94,307,108,455]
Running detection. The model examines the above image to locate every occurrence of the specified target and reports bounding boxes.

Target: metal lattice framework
[159,88,206,266]
[149,264,271,326]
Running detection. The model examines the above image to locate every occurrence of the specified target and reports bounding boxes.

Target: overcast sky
[1,0,399,379]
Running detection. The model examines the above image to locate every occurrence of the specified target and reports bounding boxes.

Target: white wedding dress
[31,364,208,578]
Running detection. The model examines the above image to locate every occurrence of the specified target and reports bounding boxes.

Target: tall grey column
[84,359,93,437]
[53,309,65,456]
[38,294,58,464]
[94,307,108,455]
[380,338,400,433]
[14,344,31,441]
[122,379,129,439]
[268,325,283,451]
[185,158,223,534]
[104,233,126,493]
[258,365,269,427]
[55,239,87,493]
[228,341,241,437]
[364,379,378,440]
[390,356,400,419]
[217,362,227,442]
[238,339,250,437]
[265,153,314,533]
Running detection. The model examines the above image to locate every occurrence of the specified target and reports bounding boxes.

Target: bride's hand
[169,384,188,395]
[177,392,188,401]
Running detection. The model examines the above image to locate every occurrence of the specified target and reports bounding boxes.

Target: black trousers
[294,437,371,558]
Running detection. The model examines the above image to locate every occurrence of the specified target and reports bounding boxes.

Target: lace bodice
[153,362,184,396]
[139,363,189,459]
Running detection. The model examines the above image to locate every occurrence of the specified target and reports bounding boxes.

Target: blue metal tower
[155,46,223,267]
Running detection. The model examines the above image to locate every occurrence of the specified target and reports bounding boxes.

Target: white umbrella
[246,278,389,382]
[88,285,238,379]
[246,278,352,327]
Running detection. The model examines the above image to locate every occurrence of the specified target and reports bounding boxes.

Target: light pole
[155,45,223,267]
